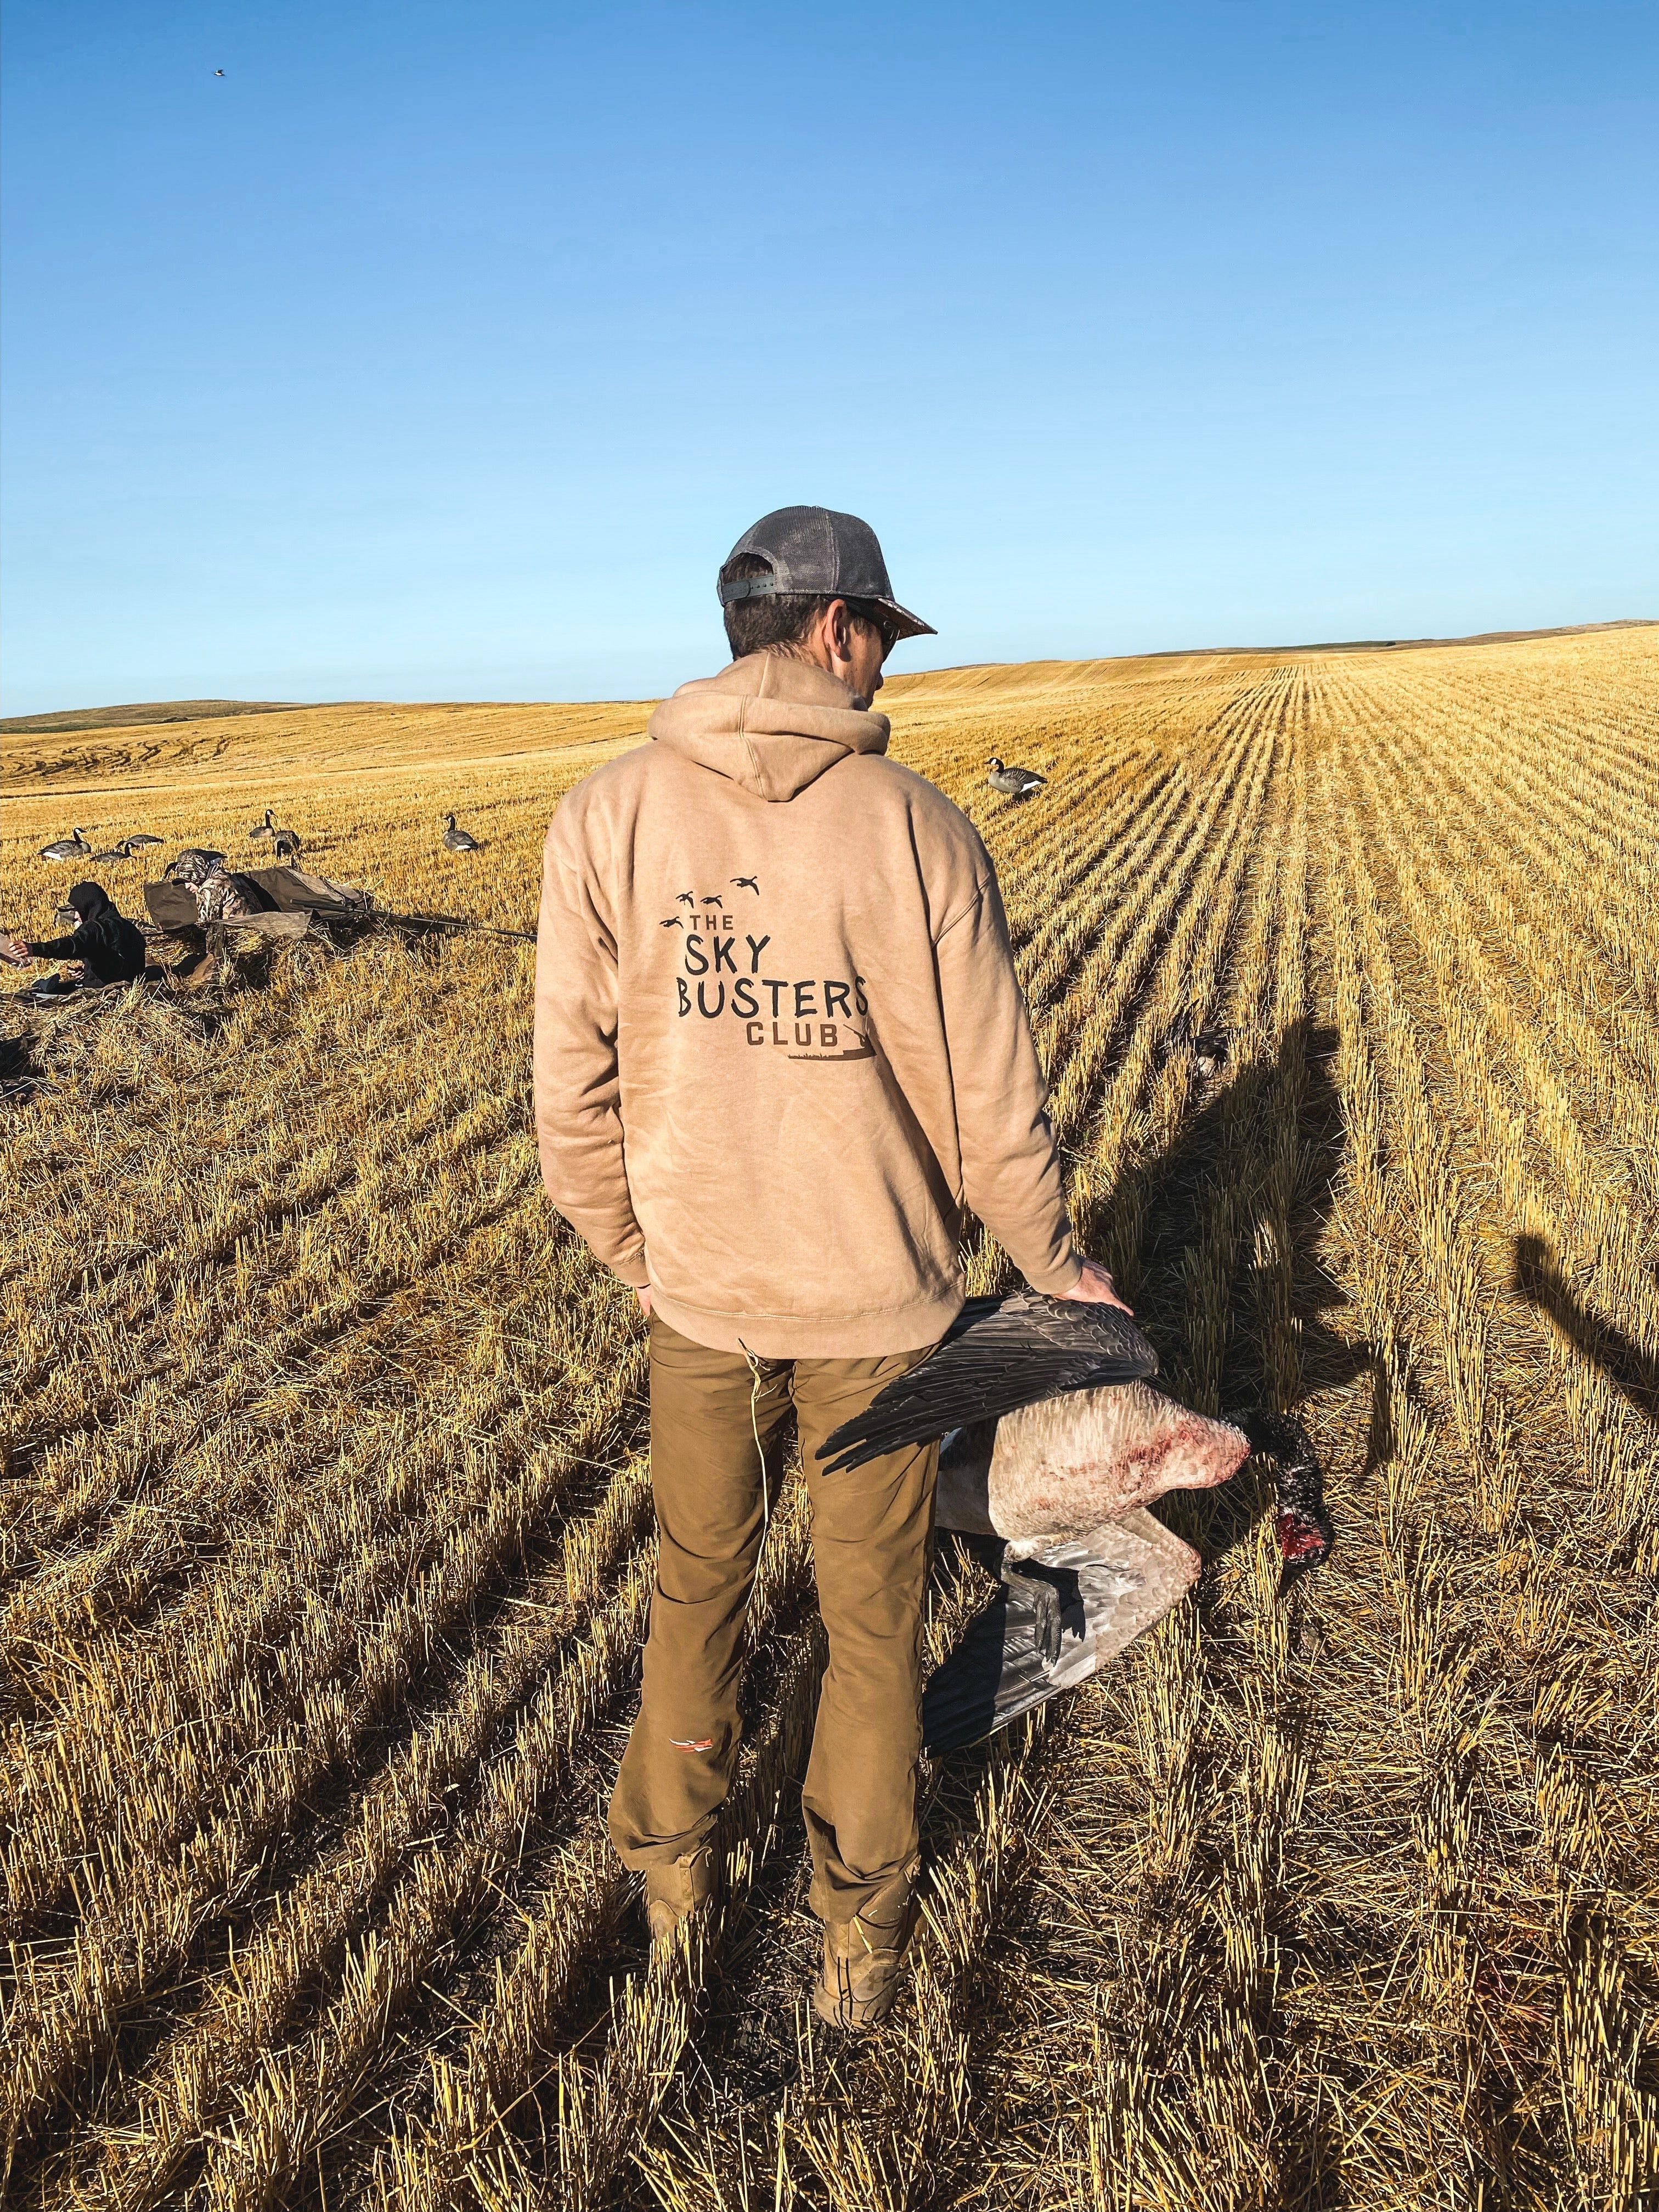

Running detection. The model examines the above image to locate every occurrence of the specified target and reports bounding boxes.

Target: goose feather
[816,1293,1156,1472]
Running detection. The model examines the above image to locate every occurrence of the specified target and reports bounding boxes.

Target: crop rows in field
[2,629,1656,2208]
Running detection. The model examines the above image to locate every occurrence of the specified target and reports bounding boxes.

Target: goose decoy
[124,832,165,849]
[249,808,277,840]
[88,839,136,864]
[1156,1006,1235,1079]
[39,828,93,862]
[818,1293,1332,1752]
[441,813,480,853]
[986,757,1046,799]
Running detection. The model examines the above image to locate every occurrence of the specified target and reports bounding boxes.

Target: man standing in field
[533,506,1126,2027]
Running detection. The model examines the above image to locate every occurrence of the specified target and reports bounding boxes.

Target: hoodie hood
[647,653,890,803]
[66,881,117,923]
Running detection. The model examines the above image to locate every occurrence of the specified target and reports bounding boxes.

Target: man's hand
[636,1285,653,1318]
[0,938,32,968]
[1058,1257,1133,1313]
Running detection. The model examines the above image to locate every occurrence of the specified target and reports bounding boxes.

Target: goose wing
[922,1509,1200,1754]
[817,1294,1157,1474]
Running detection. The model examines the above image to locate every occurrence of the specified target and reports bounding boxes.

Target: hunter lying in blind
[164,848,260,925]
[146,855,376,984]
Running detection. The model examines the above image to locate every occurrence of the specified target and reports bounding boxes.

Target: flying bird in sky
[214,68,225,77]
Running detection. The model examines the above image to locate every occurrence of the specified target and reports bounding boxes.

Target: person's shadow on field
[1514,1232,1658,1422]
[921,1021,1378,1884]
[1074,1014,1380,1568]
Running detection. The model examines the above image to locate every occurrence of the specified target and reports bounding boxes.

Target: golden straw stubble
[1,627,1655,2207]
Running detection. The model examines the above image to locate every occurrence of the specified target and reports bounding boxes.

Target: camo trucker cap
[718,506,936,640]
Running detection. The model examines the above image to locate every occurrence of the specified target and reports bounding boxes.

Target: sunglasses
[849,603,900,659]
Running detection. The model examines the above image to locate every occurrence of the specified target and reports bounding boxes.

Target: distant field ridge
[5,617,1650,735]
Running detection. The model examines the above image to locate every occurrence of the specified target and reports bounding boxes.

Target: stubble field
[2,625,1656,2209]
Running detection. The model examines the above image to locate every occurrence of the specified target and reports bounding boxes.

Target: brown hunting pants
[608,1316,939,1927]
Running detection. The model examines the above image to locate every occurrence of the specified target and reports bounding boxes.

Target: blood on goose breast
[936,1381,1250,1542]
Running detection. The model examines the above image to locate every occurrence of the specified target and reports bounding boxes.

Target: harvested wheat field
[2,624,1657,2210]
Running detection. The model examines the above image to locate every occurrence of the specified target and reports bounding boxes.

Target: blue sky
[3,1,1655,712]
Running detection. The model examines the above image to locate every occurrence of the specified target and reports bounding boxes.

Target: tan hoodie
[533,653,1080,1357]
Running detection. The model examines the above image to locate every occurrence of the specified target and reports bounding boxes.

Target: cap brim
[871,597,936,642]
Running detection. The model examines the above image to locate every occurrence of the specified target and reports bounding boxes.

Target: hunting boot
[176,951,220,991]
[167,926,218,991]
[812,1860,922,2029]
[643,1842,716,1943]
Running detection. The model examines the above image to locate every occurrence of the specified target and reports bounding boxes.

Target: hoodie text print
[533,654,1080,1357]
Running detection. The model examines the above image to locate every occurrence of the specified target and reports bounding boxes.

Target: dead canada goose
[986,757,1046,799]
[39,827,93,861]
[271,827,302,860]
[442,813,480,853]
[819,1294,1332,1751]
